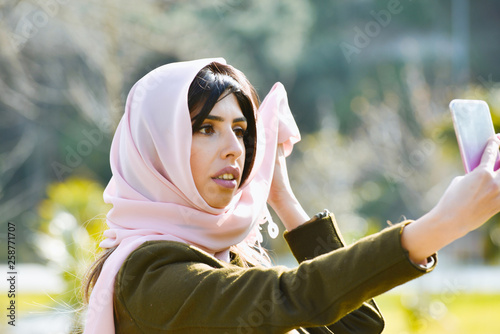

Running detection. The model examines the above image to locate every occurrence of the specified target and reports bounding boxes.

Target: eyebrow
[205,115,247,123]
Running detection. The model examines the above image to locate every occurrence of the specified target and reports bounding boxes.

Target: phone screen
[449,99,499,173]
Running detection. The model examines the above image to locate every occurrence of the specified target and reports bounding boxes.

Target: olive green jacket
[113,214,436,333]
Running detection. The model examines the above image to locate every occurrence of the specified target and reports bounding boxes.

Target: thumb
[479,134,500,170]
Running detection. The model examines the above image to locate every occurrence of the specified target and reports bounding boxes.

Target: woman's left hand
[268,144,294,207]
[268,144,310,231]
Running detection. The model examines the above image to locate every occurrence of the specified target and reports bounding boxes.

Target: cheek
[190,140,215,185]
[239,140,246,167]
[190,144,204,185]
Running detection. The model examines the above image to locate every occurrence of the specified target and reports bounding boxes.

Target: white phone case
[449,99,499,173]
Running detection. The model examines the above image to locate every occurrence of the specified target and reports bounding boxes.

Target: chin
[208,195,234,209]
[209,201,231,209]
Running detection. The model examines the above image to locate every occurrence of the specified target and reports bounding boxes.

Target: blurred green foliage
[36,177,110,306]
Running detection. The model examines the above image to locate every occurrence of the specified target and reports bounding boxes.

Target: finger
[479,134,500,169]
[496,134,500,172]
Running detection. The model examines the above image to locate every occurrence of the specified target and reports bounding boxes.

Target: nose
[221,130,244,161]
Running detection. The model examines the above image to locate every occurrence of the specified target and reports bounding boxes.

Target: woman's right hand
[402,134,500,264]
[432,134,500,234]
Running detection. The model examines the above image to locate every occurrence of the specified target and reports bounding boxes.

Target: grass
[376,293,500,333]
[2,292,499,333]
[2,293,60,313]
[1,293,79,333]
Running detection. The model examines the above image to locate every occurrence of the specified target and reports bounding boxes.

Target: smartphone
[449,99,499,173]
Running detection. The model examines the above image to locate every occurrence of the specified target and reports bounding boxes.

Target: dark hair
[188,62,259,186]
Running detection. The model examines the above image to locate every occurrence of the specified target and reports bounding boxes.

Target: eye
[233,127,246,138]
[198,124,215,135]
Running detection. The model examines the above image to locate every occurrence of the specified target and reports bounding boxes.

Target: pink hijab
[83,58,300,333]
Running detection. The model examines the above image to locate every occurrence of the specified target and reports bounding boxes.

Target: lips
[211,166,241,189]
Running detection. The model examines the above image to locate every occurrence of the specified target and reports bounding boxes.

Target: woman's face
[190,93,247,208]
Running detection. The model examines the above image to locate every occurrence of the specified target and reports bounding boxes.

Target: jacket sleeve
[283,213,384,334]
[114,221,436,334]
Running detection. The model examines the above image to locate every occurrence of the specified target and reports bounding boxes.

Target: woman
[82,58,500,334]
